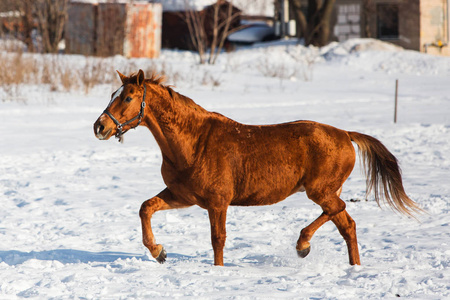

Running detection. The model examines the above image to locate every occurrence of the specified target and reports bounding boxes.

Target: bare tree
[205,1,241,64]
[362,0,374,38]
[35,0,68,53]
[0,0,35,51]
[19,0,35,52]
[184,0,242,64]
[288,0,336,47]
[184,5,208,64]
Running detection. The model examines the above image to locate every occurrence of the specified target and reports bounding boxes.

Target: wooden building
[66,2,162,58]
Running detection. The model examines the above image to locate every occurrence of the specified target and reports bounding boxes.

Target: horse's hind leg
[331,210,360,265]
[139,188,191,263]
[297,186,361,265]
[330,186,360,265]
[296,213,331,258]
[296,189,346,259]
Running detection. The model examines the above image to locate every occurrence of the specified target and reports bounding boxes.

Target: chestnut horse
[93,70,421,266]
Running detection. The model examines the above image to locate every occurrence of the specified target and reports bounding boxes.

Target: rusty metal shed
[66,2,162,58]
[124,3,162,58]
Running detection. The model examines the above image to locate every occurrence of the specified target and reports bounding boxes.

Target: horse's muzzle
[94,116,113,140]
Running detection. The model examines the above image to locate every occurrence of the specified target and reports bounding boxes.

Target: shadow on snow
[0,249,149,265]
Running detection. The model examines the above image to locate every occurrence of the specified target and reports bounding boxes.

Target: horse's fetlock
[149,244,164,258]
[299,228,311,241]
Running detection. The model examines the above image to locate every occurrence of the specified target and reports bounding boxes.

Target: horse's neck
[145,85,210,167]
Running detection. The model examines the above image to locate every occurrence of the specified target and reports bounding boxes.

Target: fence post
[394,79,398,123]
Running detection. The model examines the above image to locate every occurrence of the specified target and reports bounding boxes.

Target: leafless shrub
[201,70,221,87]
[256,47,318,81]
[79,58,112,94]
[0,49,227,102]
[285,46,319,81]
[58,68,73,92]
[257,56,300,79]
[153,61,186,87]
[224,52,243,73]
[0,51,33,101]
[41,57,54,85]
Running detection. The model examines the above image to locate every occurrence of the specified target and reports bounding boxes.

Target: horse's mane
[126,72,166,86]
[145,73,166,85]
[127,71,208,113]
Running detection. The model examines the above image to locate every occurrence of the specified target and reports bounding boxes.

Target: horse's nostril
[95,122,105,136]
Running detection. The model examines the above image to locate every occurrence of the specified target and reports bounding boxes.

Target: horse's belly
[230,197,284,206]
[230,184,305,206]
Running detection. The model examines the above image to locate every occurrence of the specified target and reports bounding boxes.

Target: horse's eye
[125,96,132,103]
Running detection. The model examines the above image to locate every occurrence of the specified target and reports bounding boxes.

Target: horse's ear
[137,69,145,86]
[116,70,127,84]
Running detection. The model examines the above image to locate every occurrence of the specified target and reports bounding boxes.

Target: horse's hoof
[297,246,311,258]
[156,247,167,264]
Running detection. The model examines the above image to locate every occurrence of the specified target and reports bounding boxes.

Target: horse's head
[94,69,147,142]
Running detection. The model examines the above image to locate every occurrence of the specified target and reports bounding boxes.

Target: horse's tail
[348,131,422,218]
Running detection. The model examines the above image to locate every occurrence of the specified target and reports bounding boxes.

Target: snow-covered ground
[1,39,449,299]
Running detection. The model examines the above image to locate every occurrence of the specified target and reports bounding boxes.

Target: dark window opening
[377,4,399,39]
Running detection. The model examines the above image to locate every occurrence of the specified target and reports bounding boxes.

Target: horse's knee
[139,201,149,219]
[139,198,158,219]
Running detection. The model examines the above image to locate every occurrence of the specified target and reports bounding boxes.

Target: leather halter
[103,84,147,142]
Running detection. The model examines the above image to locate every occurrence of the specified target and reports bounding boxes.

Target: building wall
[281,0,450,55]
[398,0,420,51]
[96,3,127,57]
[66,2,162,58]
[124,3,162,58]
[420,0,450,55]
[333,0,362,42]
[65,3,97,56]
[359,0,449,55]
[362,0,420,50]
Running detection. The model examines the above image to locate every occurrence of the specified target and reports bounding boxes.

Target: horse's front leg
[139,188,191,263]
[207,207,228,266]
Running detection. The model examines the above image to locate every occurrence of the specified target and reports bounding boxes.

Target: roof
[70,0,273,16]
[163,0,273,16]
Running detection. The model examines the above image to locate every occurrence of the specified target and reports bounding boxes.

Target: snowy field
[1,39,449,299]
